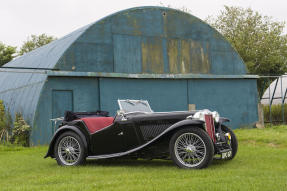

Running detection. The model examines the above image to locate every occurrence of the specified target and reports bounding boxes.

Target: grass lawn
[1,126,287,191]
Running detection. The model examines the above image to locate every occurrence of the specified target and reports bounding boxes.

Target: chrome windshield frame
[118,99,153,113]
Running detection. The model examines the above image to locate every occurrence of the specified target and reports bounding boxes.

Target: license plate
[222,151,232,159]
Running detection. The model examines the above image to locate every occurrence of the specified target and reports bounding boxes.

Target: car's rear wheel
[169,127,214,169]
[221,125,238,160]
[54,131,86,166]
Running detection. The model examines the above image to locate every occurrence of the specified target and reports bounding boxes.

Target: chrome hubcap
[58,136,81,165]
[185,145,196,153]
[174,133,206,167]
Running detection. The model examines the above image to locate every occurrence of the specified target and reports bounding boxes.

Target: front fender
[151,119,205,142]
[219,117,230,124]
[44,125,88,158]
[167,119,204,130]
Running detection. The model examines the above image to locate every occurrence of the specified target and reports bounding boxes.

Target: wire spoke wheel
[174,132,207,168]
[221,125,238,160]
[58,136,82,166]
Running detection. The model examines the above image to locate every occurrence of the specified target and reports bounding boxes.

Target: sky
[1,0,287,48]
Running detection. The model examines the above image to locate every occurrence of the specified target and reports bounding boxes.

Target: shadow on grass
[83,158,231,169]
[46,156,231,169]
[85,158,174,168]
[211,159,232,166]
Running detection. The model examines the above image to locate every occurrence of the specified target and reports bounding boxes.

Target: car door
[120,122,142,151]
[90,124,125,155]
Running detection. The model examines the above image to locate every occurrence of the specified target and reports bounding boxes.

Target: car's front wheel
[54,131,86,166]
[169,127,214,169]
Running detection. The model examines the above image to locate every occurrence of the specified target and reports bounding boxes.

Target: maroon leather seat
[81,117,114,133]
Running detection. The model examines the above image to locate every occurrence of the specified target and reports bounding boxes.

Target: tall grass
[263,104,287,123]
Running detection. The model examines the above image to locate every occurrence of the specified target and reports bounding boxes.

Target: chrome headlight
[188,109,211,122]
[211,111,220,123]
[187,109,220,123]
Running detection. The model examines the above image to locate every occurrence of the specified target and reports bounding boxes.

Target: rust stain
[131,18,141,35]
[141,37,164,73]
[125,14,141,35]
[167,39,179,73]
[180,40,191,74]
[191,41,210,74]
[168,39,191,74]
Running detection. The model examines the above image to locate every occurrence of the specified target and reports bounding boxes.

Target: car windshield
[118,99,152,113]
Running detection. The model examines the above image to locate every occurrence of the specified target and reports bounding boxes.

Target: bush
[0,100,31,146]
[263,104,287,124]
[11,113,31,147]
[0,100,12,143]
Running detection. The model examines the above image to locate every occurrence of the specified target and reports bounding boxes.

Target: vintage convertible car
[45,99,238,169]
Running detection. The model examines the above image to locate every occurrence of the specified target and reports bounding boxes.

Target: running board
[87,152,127,159]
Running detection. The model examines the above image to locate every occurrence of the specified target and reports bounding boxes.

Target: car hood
[120,111,197,122]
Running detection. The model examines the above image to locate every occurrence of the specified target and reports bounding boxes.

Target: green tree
[19,34,57,55]
[0,42,16,66]
[207,6,287,95]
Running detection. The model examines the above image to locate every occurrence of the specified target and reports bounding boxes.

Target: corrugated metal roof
[0,23,92,121]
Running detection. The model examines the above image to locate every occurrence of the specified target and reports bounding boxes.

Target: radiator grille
[204,114,216,142]
[139,123,170,141]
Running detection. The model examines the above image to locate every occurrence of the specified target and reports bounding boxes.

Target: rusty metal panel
[180,39,191,74]
[167,39,179,73]
[59,42,114,72]
[55,6,246,75]
[141,37,164,73]
[163,9,196,38]
[111,8,163,37]
[191,40,210,74]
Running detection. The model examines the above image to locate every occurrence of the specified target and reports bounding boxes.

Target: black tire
[54,131,86,166]
[169,127,214,169]
[221,125,238,160]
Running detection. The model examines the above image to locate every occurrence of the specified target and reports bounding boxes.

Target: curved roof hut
[0,7,258,144]
[261,75,287,105]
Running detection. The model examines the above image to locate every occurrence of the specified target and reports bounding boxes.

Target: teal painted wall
[32,77,258,144]
[188,79,258,128]
[99,78,188,113]
[32,77,99,145]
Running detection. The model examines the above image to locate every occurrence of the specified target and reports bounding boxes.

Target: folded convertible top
[64,111,109,122]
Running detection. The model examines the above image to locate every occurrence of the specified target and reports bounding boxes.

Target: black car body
[45,100,238,169]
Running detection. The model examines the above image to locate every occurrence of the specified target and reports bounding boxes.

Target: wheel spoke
[174,132,207,168]
[58,136,81,165]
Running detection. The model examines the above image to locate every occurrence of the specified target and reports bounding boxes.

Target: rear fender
[44,126,88,158]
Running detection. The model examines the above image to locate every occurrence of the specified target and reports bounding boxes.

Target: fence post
[268,78,272,125]
[281,76,284,124]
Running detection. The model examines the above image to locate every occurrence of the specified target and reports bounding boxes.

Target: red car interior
[81,117,114,133]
